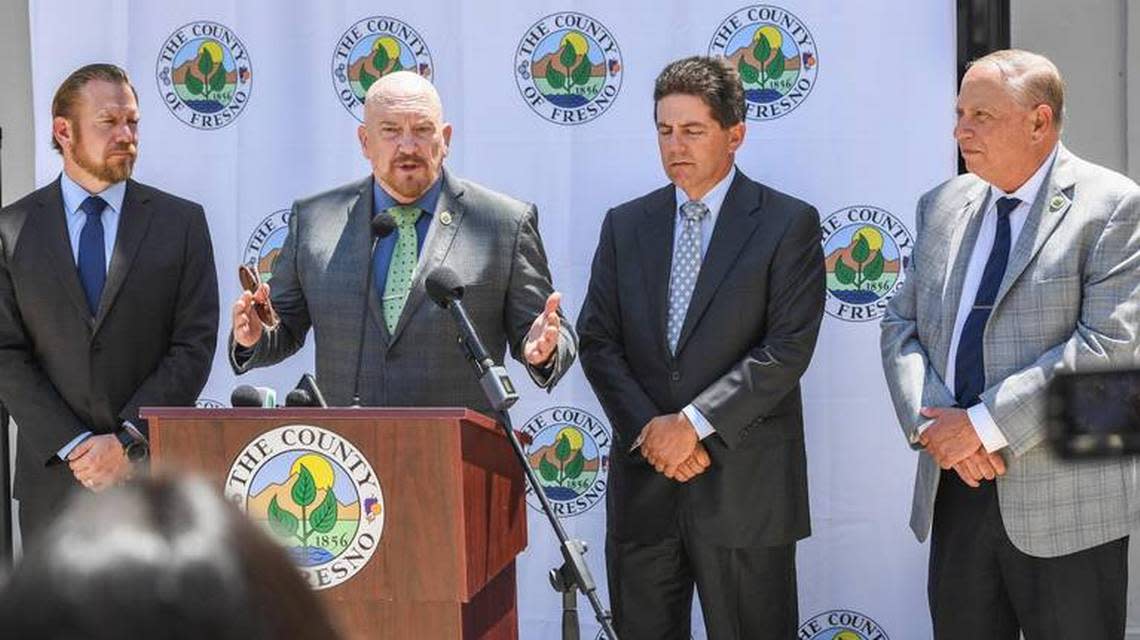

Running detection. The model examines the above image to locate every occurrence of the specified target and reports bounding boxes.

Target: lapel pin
[440,210,453,226]
[1049,195,1066,212]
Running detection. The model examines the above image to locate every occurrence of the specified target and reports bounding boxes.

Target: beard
[72,127,136,184]
[381,153,439,200]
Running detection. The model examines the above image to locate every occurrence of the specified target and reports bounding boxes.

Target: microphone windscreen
[298,373,328,408]
[371,213,397,239]
[285,388,314,407]
[425,266,464,307]
[231,384,264,407]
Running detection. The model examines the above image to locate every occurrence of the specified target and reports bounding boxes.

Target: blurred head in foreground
[0,475,341,640]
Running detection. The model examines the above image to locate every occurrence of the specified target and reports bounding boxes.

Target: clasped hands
[918,406,1006,488]
[68,434,131,492]
[637,413,711,482]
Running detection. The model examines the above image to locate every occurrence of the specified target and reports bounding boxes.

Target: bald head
[363,71,444,123]
[357,71,452,203]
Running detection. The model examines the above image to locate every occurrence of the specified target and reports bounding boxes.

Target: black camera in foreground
[1047,369,1140,458]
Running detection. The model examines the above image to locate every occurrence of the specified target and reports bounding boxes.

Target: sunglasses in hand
[239,264,279,329]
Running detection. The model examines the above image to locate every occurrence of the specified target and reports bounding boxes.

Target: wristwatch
[116,421,150,462]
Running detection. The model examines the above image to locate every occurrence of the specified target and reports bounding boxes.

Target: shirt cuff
[967,403,1009,453]
[231,341,255,370]
[58,431,93,460]
[525,347,557,388]
[682,404,716,440]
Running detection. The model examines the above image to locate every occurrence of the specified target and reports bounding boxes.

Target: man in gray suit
[230,71,575,409]
[881,49,1140,639]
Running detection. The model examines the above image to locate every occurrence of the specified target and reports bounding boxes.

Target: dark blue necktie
[77,196,108,316]
[954,196,1020,407]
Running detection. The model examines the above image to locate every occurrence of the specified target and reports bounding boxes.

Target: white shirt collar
[674,166,737,218]
[986,143,1059,208]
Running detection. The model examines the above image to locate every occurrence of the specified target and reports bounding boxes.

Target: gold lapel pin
[440,210,453,225]
[1049,195,1066,212]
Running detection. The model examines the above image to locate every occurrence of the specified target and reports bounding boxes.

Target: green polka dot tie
[382,205,422,332]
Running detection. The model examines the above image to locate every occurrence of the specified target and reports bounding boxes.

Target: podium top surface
[140,406,499,430]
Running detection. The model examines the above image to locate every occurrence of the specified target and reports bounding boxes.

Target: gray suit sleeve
[230,200,312,374]
[880,193,957,448]
[505,204,577,389]
[981,189,1140,457]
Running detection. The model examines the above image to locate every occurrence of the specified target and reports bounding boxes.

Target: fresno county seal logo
[244,209,290,283]
[708,5,818,121]
[519,407,610,516]
[224,425,384,590]
[821,206,913,323]
[515,12,623,125]
[799,610,891,640]
[331,16,434,122]
[156,22,252,130]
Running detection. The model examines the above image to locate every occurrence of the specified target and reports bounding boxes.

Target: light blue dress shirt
[672,166,737,441]
[56,171,127,460]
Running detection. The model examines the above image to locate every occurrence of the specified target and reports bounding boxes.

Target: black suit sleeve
[577,209,662,447]
[692,205,825,448]
[0,221,88,463]
[118,205,219,429]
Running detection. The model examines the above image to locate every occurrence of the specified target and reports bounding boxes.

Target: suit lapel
[93,180,153,333]
[36,178,94,328]
[635,185,677,356]
[674,173,764,355]
[344,178,387,349]
[934,184,988,369]
[992,147,1074,309]
[389,171,465,348]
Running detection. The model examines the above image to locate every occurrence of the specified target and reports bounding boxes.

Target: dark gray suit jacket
[0,177,219,504]
[233,170,576,412]
[578,170,825,547]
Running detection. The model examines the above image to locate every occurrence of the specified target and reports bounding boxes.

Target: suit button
[91,341,102,353]
[670,371,681,382]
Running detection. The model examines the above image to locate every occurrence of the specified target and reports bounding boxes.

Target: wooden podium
[141,407,527,640]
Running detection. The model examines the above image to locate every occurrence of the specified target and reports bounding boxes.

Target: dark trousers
[929,470,1128,640]
[17,497,60,554]
[606,522,797,640]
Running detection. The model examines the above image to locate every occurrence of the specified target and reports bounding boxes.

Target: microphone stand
[443,300,617,640]
[0,125,12,565]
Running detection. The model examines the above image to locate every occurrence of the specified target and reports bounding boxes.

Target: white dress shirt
[942,144,1059,452]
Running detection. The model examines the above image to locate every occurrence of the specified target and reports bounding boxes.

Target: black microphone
[426,267,492,367]
[426,266,518,410]
[231,384,277,408]
[350,213,398,406]
[286,373,328,408]
[285,388,314,407]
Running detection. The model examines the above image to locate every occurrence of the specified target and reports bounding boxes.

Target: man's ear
[357,124,369,159]
[53,116,74,153]
[727,122,746,153]
[441,122,453,155]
